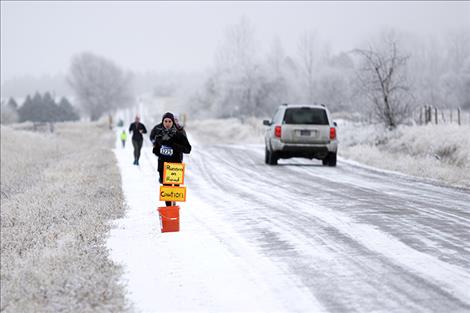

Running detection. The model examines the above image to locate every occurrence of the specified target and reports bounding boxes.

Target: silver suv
[263,104,338,166]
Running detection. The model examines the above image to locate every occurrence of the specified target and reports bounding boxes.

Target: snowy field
[1,122,131,313]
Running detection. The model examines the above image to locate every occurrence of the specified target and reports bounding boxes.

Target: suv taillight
[275,126,281,138]
[330,127,336,140]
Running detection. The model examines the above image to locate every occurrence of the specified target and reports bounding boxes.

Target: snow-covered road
[108,139,470,313]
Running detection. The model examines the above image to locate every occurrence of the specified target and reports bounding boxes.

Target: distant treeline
[1,92,79,124]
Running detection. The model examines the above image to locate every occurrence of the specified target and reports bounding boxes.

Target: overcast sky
[1,1,469,83]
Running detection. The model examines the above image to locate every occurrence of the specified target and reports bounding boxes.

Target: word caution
[159,185,186,202]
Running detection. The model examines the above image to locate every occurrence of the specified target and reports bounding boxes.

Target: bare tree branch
[353,32,413,128]
[67,52,134,121]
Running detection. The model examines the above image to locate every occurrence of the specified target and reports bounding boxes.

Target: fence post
[435,107,438,124]
[450,110,453,124]
[458,107,461,125]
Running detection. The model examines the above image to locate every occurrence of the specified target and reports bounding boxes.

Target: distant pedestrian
[108,114,113,130]
[174,115,187,136]
[150,112,191,206]
[120,130,127,148]
[129,115,147,165]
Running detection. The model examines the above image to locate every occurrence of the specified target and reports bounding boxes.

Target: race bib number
[160,145,173,156]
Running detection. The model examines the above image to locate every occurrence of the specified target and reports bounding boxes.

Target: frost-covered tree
[267,37,286,79]
[403,28,470,113]
[197,17,271,118]
[67,52,134,121]
[442,29,470,110]
[462,58,470,110]
[311,52,356,112]
[353,31,413,128]
[1,98,18,124]
[316,69,350,112]
[297,31,318,103]
[262,37,292,115]
[216,17,261,117]
[405,34,444,110]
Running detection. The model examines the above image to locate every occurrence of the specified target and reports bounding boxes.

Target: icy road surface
[108,142,470,313]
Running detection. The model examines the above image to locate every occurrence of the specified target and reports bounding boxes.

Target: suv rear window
[283,108,329,125]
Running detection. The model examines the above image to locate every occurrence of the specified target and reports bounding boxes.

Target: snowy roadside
[1,122,130,313]
[107,134,325,313]
[336,120,470,189]
[186,118,470,189]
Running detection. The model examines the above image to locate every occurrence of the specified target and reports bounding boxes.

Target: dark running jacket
[149,123,191,175]
[128,122,147,141]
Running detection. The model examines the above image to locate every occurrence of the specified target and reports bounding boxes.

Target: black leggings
[132,139,143,161]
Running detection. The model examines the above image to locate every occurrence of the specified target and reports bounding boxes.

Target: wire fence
[413,106,470,125]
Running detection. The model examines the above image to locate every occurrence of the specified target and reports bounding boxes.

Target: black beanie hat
[162,112,175,124]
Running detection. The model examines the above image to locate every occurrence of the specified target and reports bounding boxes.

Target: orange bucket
[157,206,180,233]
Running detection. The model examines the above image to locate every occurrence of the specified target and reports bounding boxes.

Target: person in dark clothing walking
[150,112,191,206]
[129,115,147,165]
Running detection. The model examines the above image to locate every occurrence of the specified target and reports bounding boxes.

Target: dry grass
[337,121,470,188]
[1,122,132,313]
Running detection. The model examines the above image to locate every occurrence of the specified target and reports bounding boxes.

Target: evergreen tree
[17,93,80,122]
[23,95,32,107]
[7,97,18,110]
[18,95,34,122]
[30,92,45,122]
[58,97,80,121]
[42,92,58,122]
[31,92,42,106]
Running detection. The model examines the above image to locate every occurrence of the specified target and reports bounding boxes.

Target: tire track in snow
[186,144,470,313]
[218,144,470,267]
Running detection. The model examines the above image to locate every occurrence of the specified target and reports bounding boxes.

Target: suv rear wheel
[266,147,278,165]
[323,152,337,167]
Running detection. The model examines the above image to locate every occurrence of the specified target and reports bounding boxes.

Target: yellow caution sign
[159,185,186,202]
[163,162,185,184]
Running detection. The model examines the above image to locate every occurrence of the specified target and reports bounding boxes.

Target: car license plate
[300,130,311,136]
